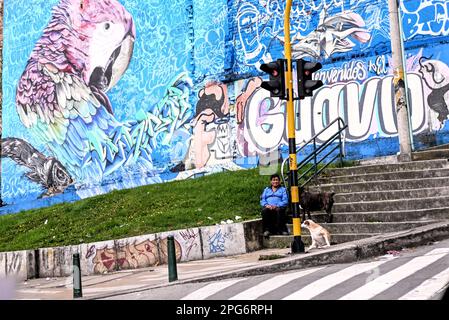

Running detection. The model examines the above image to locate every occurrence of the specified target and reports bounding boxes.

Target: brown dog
[299,188,335,223]
[301,219,331,252]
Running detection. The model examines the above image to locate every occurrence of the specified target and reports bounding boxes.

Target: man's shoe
[263,231,270,237]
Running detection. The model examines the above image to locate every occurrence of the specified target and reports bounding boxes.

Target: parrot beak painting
[1,0,193,202]
[86,2,136,115]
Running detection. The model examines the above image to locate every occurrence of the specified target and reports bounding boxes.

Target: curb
[0,219,264,280]
[87,220,449,300]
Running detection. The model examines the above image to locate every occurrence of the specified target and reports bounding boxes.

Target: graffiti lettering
[85,245,96,259]
[208,229,232,254]
[315,61,368,85]
[402,0,449,40]
[242,73,426,153]
[179,229,199,258]
[369,56,388,76]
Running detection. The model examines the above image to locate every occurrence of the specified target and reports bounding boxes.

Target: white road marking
[228,267,325,300]
[399,266,449,300]
[181,278,246,300]
[283,260,390,300]
[339,248,449,300]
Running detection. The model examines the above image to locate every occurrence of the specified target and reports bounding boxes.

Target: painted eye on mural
[433,71,445,85]
[104,22,111,31]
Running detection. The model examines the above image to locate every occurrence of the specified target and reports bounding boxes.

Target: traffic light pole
[284,0,305,254]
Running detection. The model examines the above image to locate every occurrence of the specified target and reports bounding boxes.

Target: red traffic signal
[297,59,323,98]
[260,59,286,98]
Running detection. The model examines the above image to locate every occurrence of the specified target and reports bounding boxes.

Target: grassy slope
[0,160,354,252]
[0,168,269,252]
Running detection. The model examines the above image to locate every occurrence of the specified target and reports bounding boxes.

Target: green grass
[0,168,270,252]
[0,161,354,252]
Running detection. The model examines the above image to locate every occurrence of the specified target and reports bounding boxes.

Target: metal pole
[73,253,82,298]
[167,235,178,282]
[388,0,412,162]
[285,0,305,254]
[338,120,343,167]
[313,139,317,178]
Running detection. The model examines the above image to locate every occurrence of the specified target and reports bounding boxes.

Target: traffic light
[297,59,323,98]
[260,59,286,98]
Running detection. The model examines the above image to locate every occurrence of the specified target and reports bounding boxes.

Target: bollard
[73,253,83,298]
[167,235,178,282]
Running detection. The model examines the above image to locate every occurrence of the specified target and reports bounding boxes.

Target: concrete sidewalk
[4,219,449,300]
[5,247,290,300]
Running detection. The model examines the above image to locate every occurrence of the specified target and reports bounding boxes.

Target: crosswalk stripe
[181,278,245,300]
[228,267,325,300]
[339,248,449,300]
[282,260,390,300]
[399,266,449,300]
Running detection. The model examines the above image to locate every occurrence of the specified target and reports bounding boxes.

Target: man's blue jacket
[260,186,289,208]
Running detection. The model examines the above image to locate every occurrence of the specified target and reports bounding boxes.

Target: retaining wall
[0,219,262,280]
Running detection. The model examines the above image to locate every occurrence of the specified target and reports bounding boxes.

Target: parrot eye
[104,22,111,31]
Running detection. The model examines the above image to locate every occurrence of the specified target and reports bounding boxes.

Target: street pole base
[73,289,82,299]
[290,236,305,254]
[397,153,412,163]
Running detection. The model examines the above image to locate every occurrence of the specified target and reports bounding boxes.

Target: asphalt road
[104,238,449,300]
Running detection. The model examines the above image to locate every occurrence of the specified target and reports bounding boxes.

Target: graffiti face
[291,10,371,59]
[419,59,449,90]
[188,83,231,169]
[237,3,266,64]
[419,58,449,125]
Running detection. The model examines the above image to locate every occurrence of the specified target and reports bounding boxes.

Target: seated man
[260,174,289,236]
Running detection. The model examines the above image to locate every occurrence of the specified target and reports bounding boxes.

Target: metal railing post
[338,120,343,167]
[290,117,347,190]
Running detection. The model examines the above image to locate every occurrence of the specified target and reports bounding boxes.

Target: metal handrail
[281,117,347,188]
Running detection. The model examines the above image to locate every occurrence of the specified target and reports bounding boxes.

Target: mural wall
[2,0,449,213]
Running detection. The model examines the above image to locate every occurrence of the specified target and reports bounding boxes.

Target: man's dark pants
[261,207,288,235]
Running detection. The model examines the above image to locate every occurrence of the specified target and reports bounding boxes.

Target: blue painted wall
[2,0,449,214]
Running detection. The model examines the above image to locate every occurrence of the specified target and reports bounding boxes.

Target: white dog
[301,219,331,252]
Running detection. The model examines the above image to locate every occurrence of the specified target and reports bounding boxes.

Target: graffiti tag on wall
[402,0,449,40]
[85,237,182,274]
[208,228,233,254]
[179,229,199,258]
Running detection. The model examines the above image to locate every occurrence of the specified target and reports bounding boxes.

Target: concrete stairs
[263,158,449,249]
